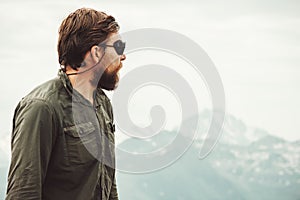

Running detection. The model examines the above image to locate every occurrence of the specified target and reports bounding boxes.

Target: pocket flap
[64,122,96,137]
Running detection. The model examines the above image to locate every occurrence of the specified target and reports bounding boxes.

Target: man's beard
[91,64,121,91]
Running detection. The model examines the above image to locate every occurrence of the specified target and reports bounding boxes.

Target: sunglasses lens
[114,40,126,55]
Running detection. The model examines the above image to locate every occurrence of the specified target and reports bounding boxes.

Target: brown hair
[57,8,119,70]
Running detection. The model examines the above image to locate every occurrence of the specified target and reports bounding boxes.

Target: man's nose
[121,54,126,61]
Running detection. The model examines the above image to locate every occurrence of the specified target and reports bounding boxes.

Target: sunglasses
[99,39,126,55]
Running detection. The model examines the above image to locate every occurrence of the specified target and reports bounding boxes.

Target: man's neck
[67,70,96,105]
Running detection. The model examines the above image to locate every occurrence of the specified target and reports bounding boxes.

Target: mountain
[0,132,10,199]
[116,110,300,200]
[0,166,8,199]
[0,110,299,199]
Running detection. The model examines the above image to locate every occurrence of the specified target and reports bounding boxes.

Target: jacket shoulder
[22,77,64,104]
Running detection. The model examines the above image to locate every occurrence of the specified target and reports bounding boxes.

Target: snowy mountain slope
[117,110,300,200]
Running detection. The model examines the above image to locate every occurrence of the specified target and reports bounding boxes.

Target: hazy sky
[0,0,299,145]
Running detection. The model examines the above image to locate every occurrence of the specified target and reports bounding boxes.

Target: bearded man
[6,8,126,200]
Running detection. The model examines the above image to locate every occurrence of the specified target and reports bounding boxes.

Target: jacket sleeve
[6,99,57,200]
[109,176,119,200]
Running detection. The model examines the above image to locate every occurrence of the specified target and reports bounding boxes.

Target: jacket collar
[58,69,107,108]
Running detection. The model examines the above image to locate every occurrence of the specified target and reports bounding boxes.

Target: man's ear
[90,45,101,62]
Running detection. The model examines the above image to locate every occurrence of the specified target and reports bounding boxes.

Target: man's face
[92,32,126,90]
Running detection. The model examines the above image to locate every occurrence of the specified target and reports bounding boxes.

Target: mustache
[115,62,123,72]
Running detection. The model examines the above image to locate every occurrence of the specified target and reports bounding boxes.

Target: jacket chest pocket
[64,122,99,165]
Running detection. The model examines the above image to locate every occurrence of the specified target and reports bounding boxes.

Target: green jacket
[6,69,118,200]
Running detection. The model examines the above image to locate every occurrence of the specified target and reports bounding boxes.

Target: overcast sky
[0,0,299,147]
